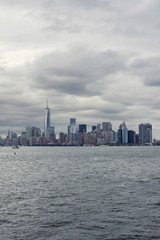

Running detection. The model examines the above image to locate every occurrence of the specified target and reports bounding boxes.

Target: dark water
[0,146,160,240]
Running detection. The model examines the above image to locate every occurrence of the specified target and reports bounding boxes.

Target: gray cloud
[0,0,160,138]
[28,47,127,97]
[43,18,82,33]
[144,77,160,86]
[130,56,160,87]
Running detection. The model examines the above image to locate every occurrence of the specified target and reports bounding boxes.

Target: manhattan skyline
[0,0,160,138]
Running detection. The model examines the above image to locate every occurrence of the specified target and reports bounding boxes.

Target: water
[0,146,160,240]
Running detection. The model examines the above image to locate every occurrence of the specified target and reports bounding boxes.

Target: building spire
[47,99,48,108]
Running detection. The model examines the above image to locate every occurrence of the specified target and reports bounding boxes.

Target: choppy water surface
[0,146,160,240]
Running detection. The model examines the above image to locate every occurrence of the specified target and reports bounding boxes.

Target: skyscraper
[70,118,76,126]
[70,118,76,134]
[79,124,87,133]
[117,129,122,144]
[68,118,76,143]
[44,101,50,137]
[92,126,96,131]
[96,123,101,133]
[119,122,128,144]
[102,122,112,131]
[26,126,31,145]
[139,123,152,145]
[128,130,135,144]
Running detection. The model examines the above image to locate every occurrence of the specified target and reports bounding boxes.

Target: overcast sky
[0,0,160,138]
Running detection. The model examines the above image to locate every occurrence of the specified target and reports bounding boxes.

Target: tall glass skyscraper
[44,101,50,137]
[119,122,128,144]
[68,118,76,142]
[139,123,152,145]
[70,118,76,133]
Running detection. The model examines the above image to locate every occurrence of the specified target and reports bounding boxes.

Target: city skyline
[0,1,160,138]
[0,113,153,146]
[0,99,154,146]
[0,103,157,140]
[0,100,153,146]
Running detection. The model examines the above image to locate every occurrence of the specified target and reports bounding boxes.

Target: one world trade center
[44,101,50,137]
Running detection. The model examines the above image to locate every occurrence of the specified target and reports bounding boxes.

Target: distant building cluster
[0,104,157,147]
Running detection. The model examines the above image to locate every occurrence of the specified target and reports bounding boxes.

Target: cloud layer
[0,0,160,138]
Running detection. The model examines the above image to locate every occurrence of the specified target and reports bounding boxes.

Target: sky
[0,0,160,138]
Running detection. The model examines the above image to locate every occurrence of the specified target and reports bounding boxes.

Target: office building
[21,132,27,146]
[92,126,96,131]
[47,126,55,142]
[96,123,101,133]
[128,130,135,144]
[44,101,51,137]
[117,129,122,144]
[134,134,139,145]
[70,118,76,126]
[79,124,87,133]
[68,118,76,143]
[70,118,76,134]
[139,123,152,145]
[59,132,65,144]
[102,122,112,131]
[26,126,31,141]
[119,122,128,144]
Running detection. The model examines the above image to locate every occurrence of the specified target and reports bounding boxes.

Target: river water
[0,146,160,240]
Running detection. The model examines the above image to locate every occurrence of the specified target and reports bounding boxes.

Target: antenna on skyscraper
[47,99,48,108]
